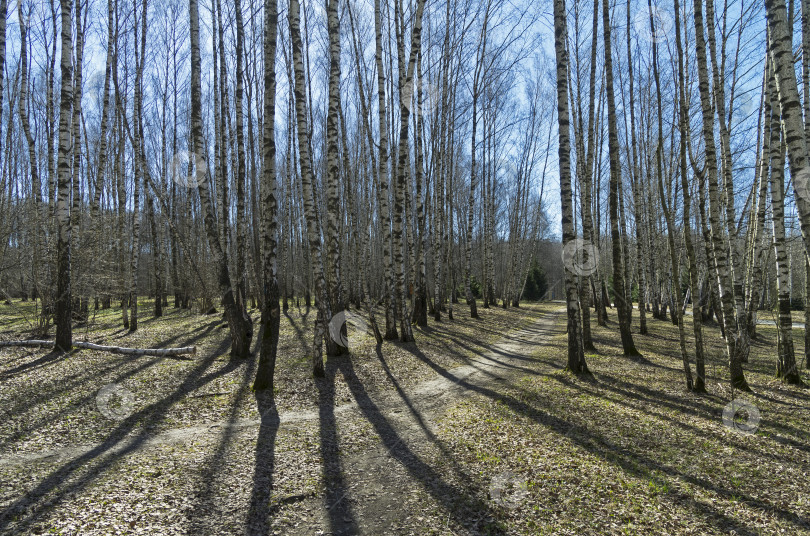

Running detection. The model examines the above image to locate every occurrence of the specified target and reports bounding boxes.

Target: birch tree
[554,0,587,374]
[325,0,347,352]
[0,0,5,173]
[392,0,426,341]
[675,0,706,391]
[765,57,803,385]
[254,0,281,391]
[19,4,43,311]
[129,0,146,332]
[189,0,253,358]
[694,0,750,390]
[55,0,75,351]
[602,0,638,356]
[375,0,399,339]
[464,1,493,320]
[290,0,330,375]
[645,0,692,389]
[235,0,248,314]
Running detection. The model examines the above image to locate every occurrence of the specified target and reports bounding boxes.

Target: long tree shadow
[754,388,810,405]
[595,372,810,448]
[146,318,224,348]
[331,352,505,535]
[444,335,552,374]
[314,357,359,536]
[186,341,259,534]
[551,371,810,465]
[399,343,810,534]
[417,322,523,356]
[374,345,434,437]
[0,353,165,452]
[284,311,310,351]
[372,344,506,499]
[409,310,562,369]
[106,317,221,345]
[0,336,243,532]
[0,349,70,379]
[0,322,225,453]
[245,389,280,535]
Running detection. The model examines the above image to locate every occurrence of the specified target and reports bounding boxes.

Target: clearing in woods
[0,300,809,535]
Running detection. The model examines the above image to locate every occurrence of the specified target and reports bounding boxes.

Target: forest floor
[0,299,809,535]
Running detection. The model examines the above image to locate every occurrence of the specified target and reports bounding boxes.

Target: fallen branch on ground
[0,340,196,357]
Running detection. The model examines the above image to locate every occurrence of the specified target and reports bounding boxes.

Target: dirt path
[1,308,564,535]
[279,308,564,536]
[0,309,562,469]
